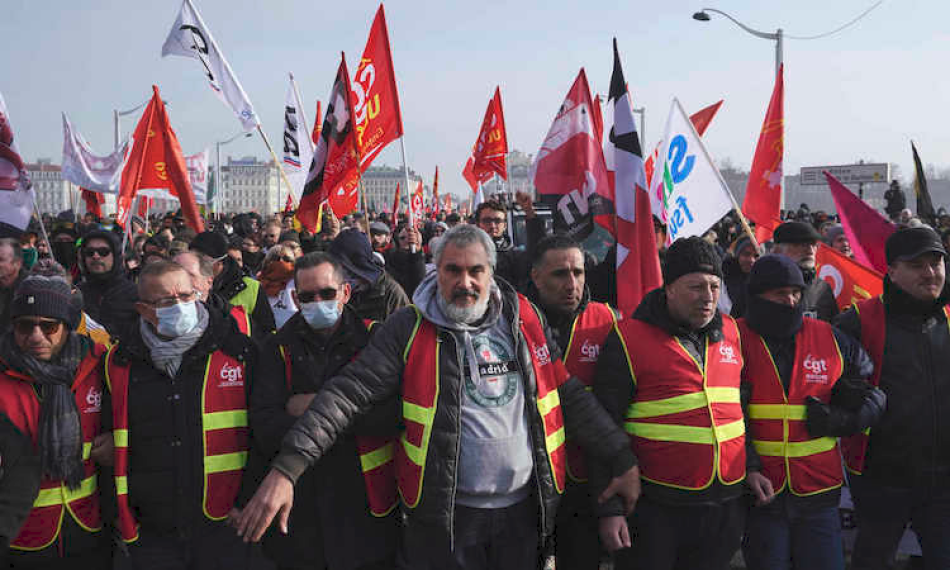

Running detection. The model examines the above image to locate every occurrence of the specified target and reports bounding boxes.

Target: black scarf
[882,275,950,317]
[1,332,87,488]
[745,294,805,340]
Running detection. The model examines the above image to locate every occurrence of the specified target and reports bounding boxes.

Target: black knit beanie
[663,236,723,285]
[10,276,81,330]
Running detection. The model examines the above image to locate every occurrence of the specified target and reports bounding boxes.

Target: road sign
[799,163,890,186]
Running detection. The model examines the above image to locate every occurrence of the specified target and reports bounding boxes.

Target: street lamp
[216,131,253,214]
[113,98,169,150]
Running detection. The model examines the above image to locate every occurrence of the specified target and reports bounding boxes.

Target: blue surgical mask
[300,300,340,330]
[155,300,199,337]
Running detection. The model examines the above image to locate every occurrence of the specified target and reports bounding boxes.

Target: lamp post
[216,131,253,214]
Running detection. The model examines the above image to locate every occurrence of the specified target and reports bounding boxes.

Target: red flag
[532,69,612,241]
[284,193,294,214]
[391,182,401,216]
[432,166,440,215]
[644,100,723,192]
[410,179,424,223]
[592,94,604,146]
[136,195,151,220]
[471,87,509,181]
[81,188,103,218]
[445,193,452,212]
[817,243,883,310]
[352,4,404,171]
[311,100,322,146]
[825,171,895,274]
[462,156,486,193]
[743,65,784,243]
[299,55,361,230]
[117,86,203,232]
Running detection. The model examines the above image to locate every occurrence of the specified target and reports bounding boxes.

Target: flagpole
[673,97,759,250]
[31,199,52,258]
[255,124,297,213]
[398,136,417,252]
[289,72,313,210]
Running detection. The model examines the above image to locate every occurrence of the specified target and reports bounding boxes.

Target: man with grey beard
[235,224,640,570]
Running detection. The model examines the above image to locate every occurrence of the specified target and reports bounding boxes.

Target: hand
[406,226,422,249]
[515,191,535,219]
[599,515,632,552]
[746,470,775,506]
[285,394,316,417]
[90,432,114,467]
[598,465,641,515]
[233,469,294,543]
[324,209,341,238]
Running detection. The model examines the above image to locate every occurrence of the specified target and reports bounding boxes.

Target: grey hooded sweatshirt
[413,273,534,508]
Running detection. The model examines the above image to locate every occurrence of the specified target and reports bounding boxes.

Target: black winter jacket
[105,306,256,539]
[213,257,276,340]
[349,270,410,323]
[246,309,398,569]
[834,278,950,489]
[271,281,634,549]
[0,413,40,553]
[77,230,138,341]
[384,248,425,299]
[801,268,839,322]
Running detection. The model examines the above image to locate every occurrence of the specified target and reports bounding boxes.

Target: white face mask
[155,300,199,337]
[300,300,340,330]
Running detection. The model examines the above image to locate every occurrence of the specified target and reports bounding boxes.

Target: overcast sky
[2,0,941,198]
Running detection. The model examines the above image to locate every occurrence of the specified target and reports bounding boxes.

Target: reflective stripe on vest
[616,315,746,491]
[397,296,569,509]
[230,305,251,337]
[1,349,105,551]
[229,277,260,316]
[562,302,617,483]
[105,344,249,542]
[740,317,845,496]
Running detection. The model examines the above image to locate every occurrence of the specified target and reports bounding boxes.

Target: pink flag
[824,171,895,274]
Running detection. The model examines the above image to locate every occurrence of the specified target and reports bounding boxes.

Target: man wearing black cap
[737,255,883,570]
[772,221,839,322]
[368,222,392,254]
[592,236,748,569]
[77,229,138,340]
[328,229,409,322]
[834,227,950,568]
[190,230,276,339]
[0,276,110,567]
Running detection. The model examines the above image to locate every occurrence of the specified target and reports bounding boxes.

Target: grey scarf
[139,303,210,377]
[1,331,86,488]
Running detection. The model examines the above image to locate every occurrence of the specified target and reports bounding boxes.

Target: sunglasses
[280,255,296,263]
[83,246,112,258]
[14,319,62,337]
[297,288,339,303]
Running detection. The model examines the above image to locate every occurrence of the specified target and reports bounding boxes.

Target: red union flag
[817,243,883,310]
[471,87,509,181]
[410,179,424,223]
[743,65,784,242]
[351,4,403,171]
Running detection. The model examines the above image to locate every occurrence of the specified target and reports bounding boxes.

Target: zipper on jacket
[448,333,462,553]
[927,326,938,491]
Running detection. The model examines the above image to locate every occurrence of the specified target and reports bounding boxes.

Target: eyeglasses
[479,217,506,226]
[83,246,112,258]
[297,288,339,303]
[142,290,198,308]
[13,319,62,337]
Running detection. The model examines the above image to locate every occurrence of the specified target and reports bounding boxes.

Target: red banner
[816,243,883,310]
[81,188,103,218]
[432,166,440,215]
[391,182,400,216]
[352,4,403,171]
[471,87,509,181]
[743,65,784,243]
[409,179,424,223]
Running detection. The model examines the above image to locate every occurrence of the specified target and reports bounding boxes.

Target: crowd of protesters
[0,184,946,570]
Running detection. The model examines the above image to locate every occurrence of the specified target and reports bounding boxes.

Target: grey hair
[432,224,496,270]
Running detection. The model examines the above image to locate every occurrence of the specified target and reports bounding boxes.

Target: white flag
[140,149,209,205]
[162,0,259,131]
[282,74,314,202]
[61,113,130,194]
[0,93,35,233]
[651,98,735,244]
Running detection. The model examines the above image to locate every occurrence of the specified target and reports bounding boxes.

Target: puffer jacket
[801,268,839,322]
[272,277,634,549]
[213,256,276,340]
[77,230,138,341]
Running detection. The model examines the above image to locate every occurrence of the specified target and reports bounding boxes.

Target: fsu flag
[592,94,604,145]
[299,55,361,230]
[391,182,401,216]
[117,86,204,233]
[61,114,131,194]
[81,188,104,218]
[311,100,322,145]
[462,155,489,193]
[432,166,440,215]
[825,171,894,274]
[409,180,424,223]
[352,4,404,170]
[605,38,661,316]
[817,243,883,310]
[471,87,509,181]
[531,69,612,242]
[743,65,784,242]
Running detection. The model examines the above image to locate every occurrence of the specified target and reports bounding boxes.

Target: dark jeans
[129,525,253,570]
[850,474,950,570]
[398,498,540,570]
[613,496,744,570]
[554,485,601,570]
[742,493,844,570]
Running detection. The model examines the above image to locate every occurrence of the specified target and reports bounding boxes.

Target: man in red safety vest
[236,224,641,570]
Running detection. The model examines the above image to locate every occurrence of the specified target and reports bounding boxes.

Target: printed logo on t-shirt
[464,336,520,408]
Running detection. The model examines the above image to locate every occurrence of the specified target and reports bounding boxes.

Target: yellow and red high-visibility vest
[0,346,105,551]
[614,315,746,490]
[105,345,249,543]
[561,302,617,483]
[739,317,845,496]
[277,319,397,518]
[397,295,570,509]
[230,305,250,337]
[841,296,950,474]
